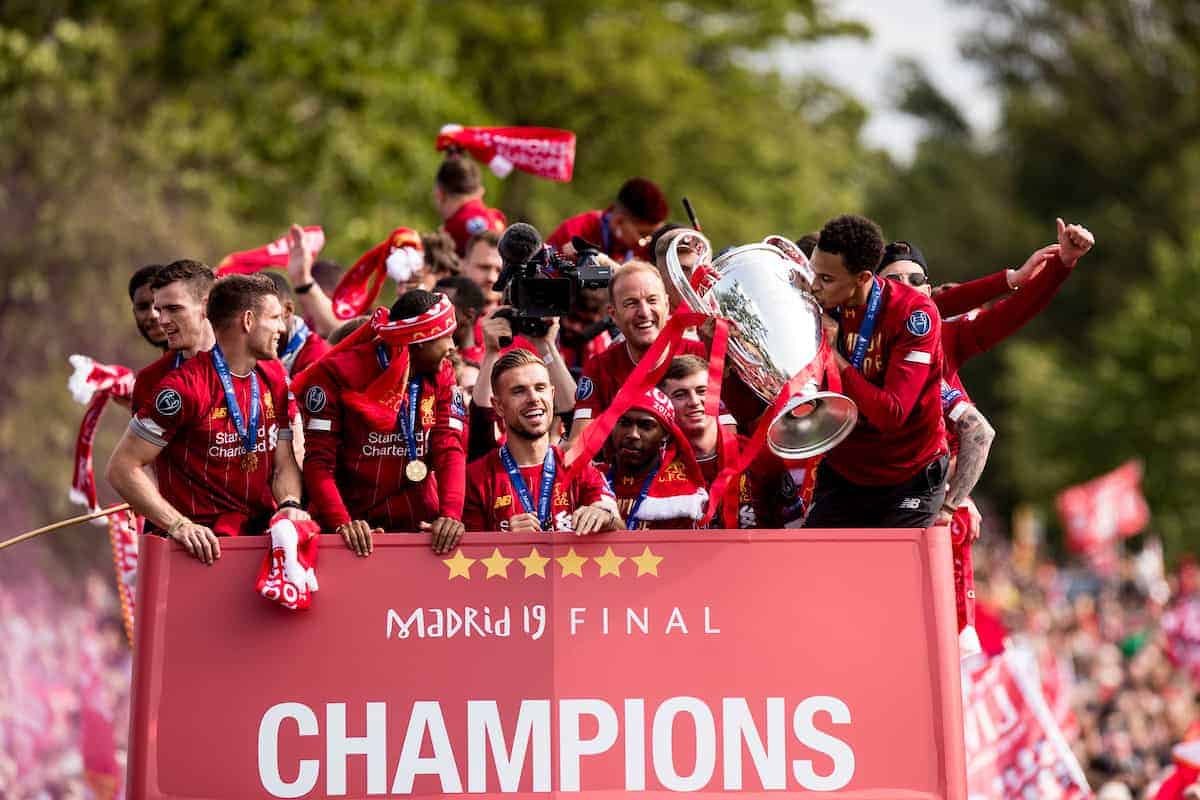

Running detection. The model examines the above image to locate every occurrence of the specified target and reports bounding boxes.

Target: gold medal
[405,459,428,482]
[241,451,259,472]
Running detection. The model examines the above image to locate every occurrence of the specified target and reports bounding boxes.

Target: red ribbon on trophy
[216,226,325,276]
[437,124,576,182]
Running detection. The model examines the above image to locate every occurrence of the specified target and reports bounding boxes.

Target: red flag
[216,226,324,276]
[1055,460,1150,554]
[437,124,576,181]
[964,649,1092,798]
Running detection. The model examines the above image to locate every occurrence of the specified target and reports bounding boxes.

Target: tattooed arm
[936,405,996,525]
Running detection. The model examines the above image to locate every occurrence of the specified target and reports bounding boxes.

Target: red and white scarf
[68,356,139,646]
[106,508,140,646]
[216,226,325,276]
[331,227,423,319]
[256,512,321,611]
[68,356,134,512]
[437,124,576,181]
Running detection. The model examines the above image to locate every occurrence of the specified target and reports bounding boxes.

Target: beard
[138,324,168,350]
[250,336,278,361]
[506,408,551,440]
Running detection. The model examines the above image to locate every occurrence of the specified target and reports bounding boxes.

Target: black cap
[878,240,928,274]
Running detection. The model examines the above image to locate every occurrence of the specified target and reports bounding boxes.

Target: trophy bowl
[667,238,858,459]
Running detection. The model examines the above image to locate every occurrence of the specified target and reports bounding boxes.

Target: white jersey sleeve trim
[947,401,972,422]
[130,417,167,448]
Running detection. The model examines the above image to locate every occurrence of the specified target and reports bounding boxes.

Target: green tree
[1000,230,1200,556]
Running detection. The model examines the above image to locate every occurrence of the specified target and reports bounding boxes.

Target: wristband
[294,281,315,294]
[167,517,191,535]
[277,498,304,511]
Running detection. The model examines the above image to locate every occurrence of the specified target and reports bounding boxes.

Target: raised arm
[287,224,340,339]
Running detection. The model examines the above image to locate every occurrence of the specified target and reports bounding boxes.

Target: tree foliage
[872,0,1200,555]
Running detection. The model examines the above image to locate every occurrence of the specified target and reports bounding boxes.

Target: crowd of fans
[0,568,131,798]
[972,518,1199,798]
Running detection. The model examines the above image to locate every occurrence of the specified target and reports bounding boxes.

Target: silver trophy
[663,230,857,459]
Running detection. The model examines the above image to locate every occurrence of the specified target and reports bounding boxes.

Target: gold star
[518,546,550,578]
[594,546,626,578]
[443,548,476,580]
[556,547,588,578]
[480,548,513,579]
[630,546,663,577]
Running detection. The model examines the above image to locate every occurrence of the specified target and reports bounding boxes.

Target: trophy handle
[763,234,816,291]
[663,230,717,314]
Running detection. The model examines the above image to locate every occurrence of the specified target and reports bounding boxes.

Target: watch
[295,281,315,294]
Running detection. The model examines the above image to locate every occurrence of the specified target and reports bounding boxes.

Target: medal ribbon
[845,277,883,372]
[609,459,661,530]
[500,446,557,529]
[172,351,183,370]
[210,343,261,461]
[398,378,422,462]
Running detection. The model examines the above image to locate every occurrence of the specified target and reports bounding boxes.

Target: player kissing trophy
[662,229,857,458]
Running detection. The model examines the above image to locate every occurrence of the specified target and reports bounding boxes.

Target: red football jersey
[826,276,947,485]
[463,446,613,532]
[557,329,614,377]
[300,342,468,531]
[546,208,649,263]
[573,337,707,423]
[939,253,1073,381]
[130,352,291,532]
[131,351,183,415]
[442,198,506,257]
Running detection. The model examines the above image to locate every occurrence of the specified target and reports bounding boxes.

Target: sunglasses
[884,272,929,287]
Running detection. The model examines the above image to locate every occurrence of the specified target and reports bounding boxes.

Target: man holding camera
[547,177,669,263]
[464,350,621,533]
[299,290,468,555]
